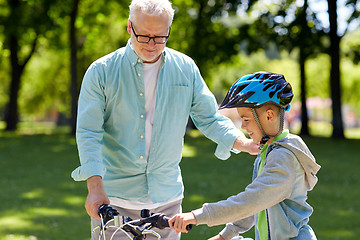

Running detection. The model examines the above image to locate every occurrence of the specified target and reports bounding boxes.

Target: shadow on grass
[0,133,89,240]
[302,136,360,239]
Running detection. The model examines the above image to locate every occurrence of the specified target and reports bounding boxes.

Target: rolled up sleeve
[71,161,106,181]
[214,127,242,160]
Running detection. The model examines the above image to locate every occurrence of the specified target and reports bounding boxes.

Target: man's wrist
[232,136,259,155]
[232,136,247,151]
[87,175,104,193]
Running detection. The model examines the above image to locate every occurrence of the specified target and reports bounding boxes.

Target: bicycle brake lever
[121,223,143,237]
[142,229,161,238]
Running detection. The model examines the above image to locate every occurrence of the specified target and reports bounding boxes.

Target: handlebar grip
[186,224,193,231]
[162,216,192,231]
[98,204,119,225]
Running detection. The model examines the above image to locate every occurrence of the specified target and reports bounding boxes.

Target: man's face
[128,12,170,63]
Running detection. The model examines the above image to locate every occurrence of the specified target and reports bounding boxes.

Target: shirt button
[139,93,143,97]
[140,156,144,159]
[138,59,141,63]
[147,171,150,174]
[138,73,141,77]
[140,114,144,118]
[140,135,144,139]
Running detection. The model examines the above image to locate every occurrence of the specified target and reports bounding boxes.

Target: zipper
[266,209,271,240]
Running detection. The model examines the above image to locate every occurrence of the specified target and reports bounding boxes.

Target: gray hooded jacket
[193,133,321,240]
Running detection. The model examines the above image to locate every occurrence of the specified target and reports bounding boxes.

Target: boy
[169,72,321,240]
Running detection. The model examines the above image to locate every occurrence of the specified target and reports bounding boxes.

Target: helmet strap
[279,108,285,133]
[251,108,269,149]
[251,108,286,150]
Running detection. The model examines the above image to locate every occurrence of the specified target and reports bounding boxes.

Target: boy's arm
[169,211,254,240]
[218,217,255,240]
[188,149,297,227]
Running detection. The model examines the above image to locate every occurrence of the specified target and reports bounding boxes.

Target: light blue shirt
[71,42,241,203]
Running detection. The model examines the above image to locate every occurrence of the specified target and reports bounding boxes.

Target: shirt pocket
[166,85,192,120]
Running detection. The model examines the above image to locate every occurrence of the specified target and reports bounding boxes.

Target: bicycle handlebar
[124,213,192,230]
[126,213,169,229]
[97,204,192,239]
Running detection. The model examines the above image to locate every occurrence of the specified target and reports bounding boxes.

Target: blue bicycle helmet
[219,72,294,148]
[219,72,293,111]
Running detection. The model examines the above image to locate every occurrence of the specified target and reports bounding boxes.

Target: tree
[327,0,359,138]
[1,0,129,132]
[277,0,325,136]
[328,0,344,138]
[2,0,59,131]
[298,2,312,136]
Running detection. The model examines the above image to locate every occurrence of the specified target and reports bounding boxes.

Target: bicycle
[94,204,192,240]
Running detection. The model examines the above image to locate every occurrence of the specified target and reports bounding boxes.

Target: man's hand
[208,234,225,240]
[85,175,110,220]
[169,212,197,233]
[233,136,259,155]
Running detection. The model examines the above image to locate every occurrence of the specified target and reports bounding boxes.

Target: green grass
[0,132,88,240]
[0,129,359,239]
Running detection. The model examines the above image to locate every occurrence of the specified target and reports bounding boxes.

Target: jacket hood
[271,134,321,190]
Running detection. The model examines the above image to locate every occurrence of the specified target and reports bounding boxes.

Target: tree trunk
[328,0,344,138]
[299,49,309,136]
[4,0,38,131]
[4,36,23,131]
[299,0,309,136]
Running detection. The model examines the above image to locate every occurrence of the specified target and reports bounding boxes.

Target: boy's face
[237,106,280,144]
[236,107,264,144]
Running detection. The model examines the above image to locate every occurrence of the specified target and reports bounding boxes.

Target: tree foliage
[1,0,62,130]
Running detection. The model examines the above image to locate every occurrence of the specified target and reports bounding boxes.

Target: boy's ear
[266,109,275,121]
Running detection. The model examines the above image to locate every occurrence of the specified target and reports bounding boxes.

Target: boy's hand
[233,137,259,155]
[169,212,197,233]
[208,234,225,240]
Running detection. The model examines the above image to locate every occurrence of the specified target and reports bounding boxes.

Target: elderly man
[71,0,258,239]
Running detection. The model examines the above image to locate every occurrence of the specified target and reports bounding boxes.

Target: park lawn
[0,130,359,240]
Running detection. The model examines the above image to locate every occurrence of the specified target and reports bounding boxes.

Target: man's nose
[148,38,156,46]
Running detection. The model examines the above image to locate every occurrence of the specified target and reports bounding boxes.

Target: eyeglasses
[130,22,170,44]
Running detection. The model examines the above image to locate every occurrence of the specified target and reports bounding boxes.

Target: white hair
[129,0,175,26]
